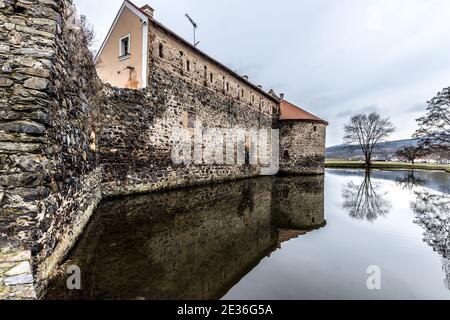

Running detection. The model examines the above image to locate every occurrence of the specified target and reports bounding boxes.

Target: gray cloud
[336,105,380,119]
[74,0,450,146]
[407,102,427,113]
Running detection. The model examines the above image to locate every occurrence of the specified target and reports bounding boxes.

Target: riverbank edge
[325,161,450,173]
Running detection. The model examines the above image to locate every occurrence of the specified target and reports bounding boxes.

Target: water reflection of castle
[46,176,326,300]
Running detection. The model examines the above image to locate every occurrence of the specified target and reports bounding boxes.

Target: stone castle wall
[280,121,327,174]
[98,67,275,197]
[0,0,101,298]
[98,19,282,197]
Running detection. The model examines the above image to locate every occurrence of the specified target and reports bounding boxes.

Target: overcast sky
[74,0,450,147]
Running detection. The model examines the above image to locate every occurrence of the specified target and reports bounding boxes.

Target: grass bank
[325,160,450,173]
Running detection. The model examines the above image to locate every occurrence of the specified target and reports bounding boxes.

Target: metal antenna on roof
[185,14,200,47]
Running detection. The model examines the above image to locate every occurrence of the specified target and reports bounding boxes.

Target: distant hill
[326,138,419,160]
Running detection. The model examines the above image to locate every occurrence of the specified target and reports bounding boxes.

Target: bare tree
[395,145,425,165]
[415,87,450,152]
[344,112,395,167]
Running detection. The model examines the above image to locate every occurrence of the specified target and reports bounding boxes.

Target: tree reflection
[395,171,425,191]
[342,170,392,222]
[411,186,450,290]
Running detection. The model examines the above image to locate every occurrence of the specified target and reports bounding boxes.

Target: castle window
[159,43,164,58]
[241,89,244,97]
[119,34,130,58]
[187,60,190,72]
[314,126,317,132]
[226,82,229,92]
[210,73,213,83]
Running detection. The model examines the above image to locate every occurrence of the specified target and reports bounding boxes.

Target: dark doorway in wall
[159,43,164,58]
[245,146,250,165]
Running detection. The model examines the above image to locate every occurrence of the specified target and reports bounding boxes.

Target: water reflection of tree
[342,171,392,222]
[395,171,426,191]
[411,186,450,290]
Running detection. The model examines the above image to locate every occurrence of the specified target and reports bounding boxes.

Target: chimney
[141,4,154,18]
[280,93,285,100]
[242,75,249,80]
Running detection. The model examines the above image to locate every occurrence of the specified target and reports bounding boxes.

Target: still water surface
[46,169,450,300]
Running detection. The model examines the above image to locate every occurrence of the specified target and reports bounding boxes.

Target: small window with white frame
[119,34,131,59]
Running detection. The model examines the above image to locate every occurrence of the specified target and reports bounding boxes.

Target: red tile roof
[279,100,328,125]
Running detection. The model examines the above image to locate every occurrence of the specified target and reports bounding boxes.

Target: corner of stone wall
[279,121,327,175]
[1,0,103,299]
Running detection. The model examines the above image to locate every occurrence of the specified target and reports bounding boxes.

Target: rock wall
[0,0,101,298]
[99,66,275,197]
[279,122,327,174]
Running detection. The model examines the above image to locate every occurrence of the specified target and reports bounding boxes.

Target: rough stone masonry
[0,0,326,299]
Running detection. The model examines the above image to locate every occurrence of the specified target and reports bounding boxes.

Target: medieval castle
[0,0,327,299]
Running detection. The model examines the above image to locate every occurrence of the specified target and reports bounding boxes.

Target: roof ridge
[280,100,328,125]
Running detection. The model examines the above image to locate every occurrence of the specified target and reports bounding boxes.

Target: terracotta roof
[279,100,328,125]
[124,0,278,103]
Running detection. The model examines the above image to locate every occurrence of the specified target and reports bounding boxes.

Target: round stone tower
[278,99,328,175]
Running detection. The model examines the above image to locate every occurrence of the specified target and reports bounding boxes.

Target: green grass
[325,160,450,173]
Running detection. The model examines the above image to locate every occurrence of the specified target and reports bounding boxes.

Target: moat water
[46,169,450,300]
